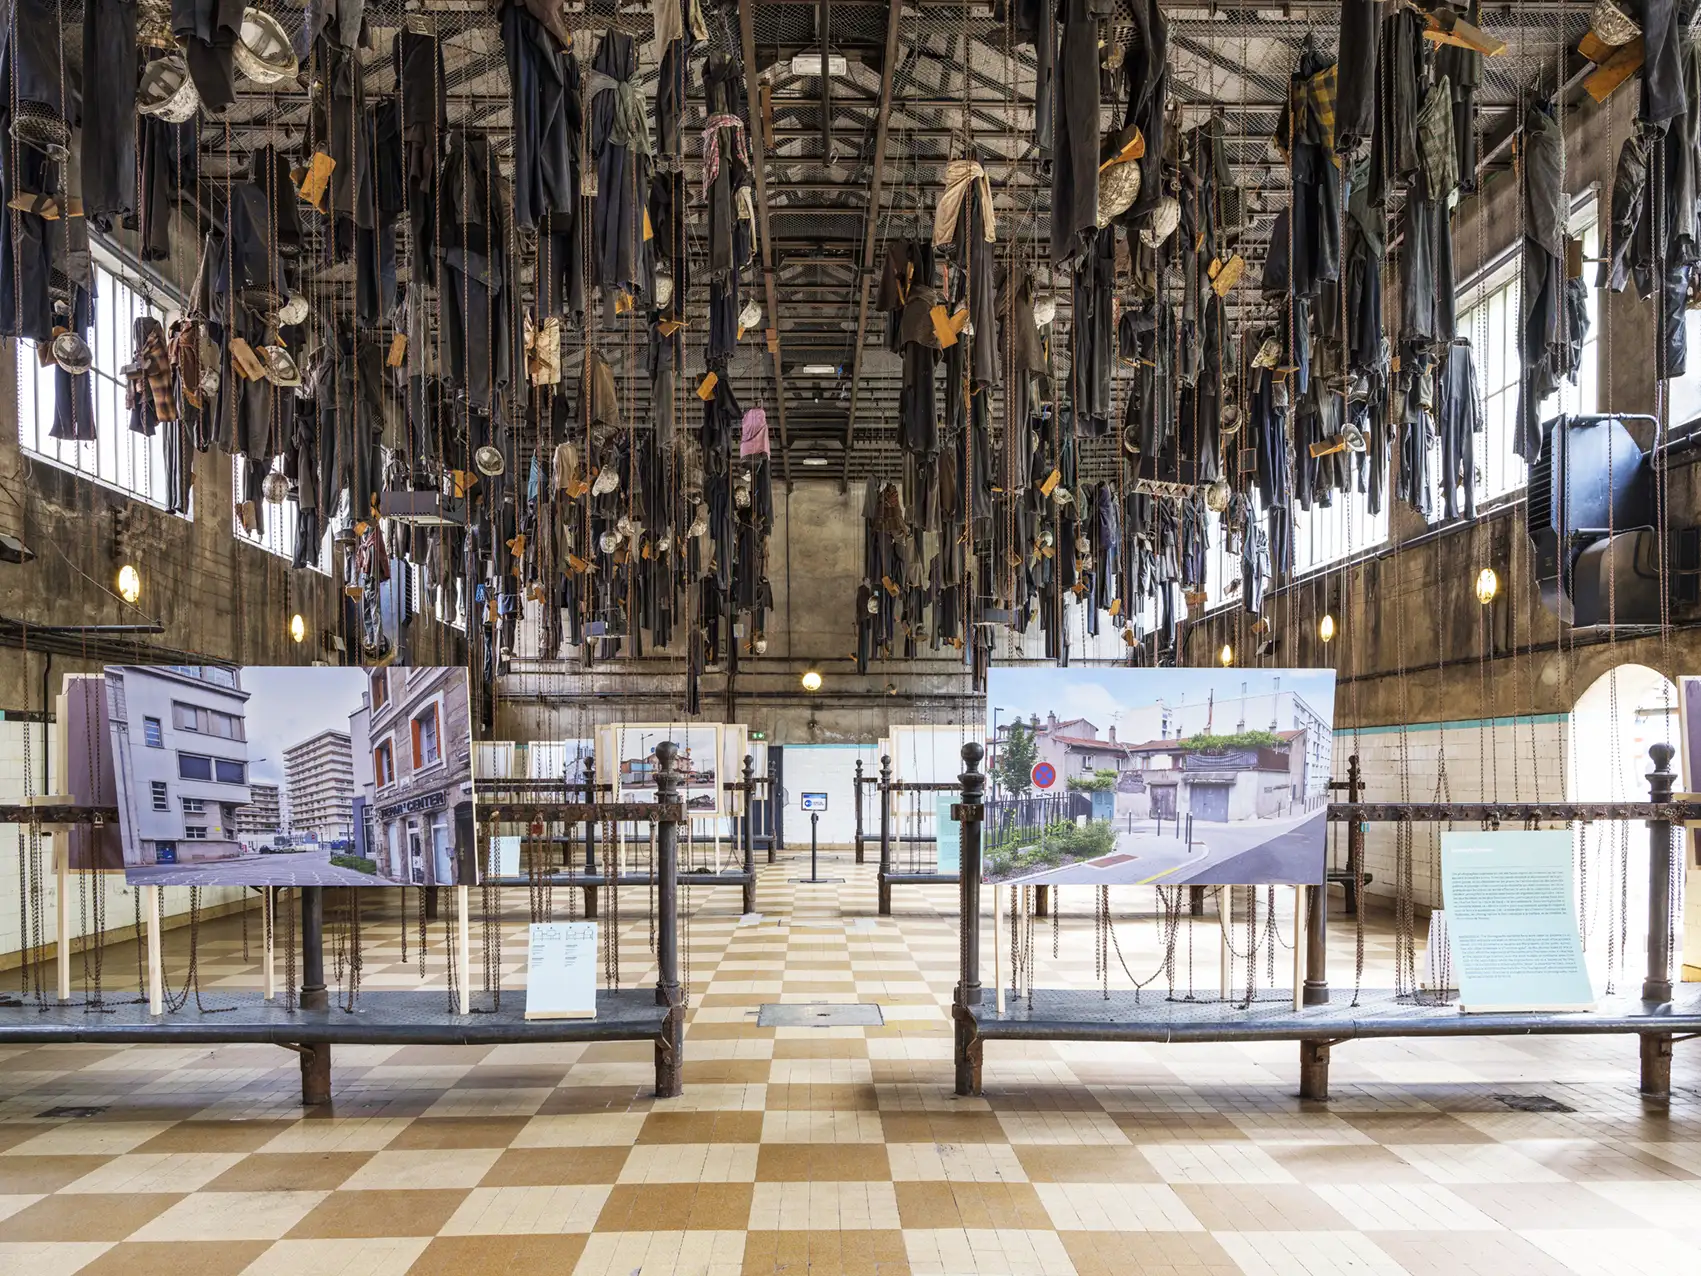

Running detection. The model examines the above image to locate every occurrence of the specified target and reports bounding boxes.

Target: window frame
[214,758,246,785]
[412,704,442,769]
[183,825,208,841]
[178,753,213,781]
[374,740,395,788]
[143,717,164,748]
[150,780,169,811]
[15,245,190,512]
[181,797,206,815]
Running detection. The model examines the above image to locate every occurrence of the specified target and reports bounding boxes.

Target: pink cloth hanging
[740,406,770,457]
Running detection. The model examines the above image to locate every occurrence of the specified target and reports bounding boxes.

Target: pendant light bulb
[1475,567,1499,605]
[1219,643,1233,667]
[289,613,306,644]
[116,564,142,604]
[800,669,823,693]
[1319,613,1335,643]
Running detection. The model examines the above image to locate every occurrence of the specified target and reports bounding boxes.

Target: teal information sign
[935,795,961,874]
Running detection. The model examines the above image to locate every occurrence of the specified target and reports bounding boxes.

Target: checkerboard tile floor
[2,854,1699,1274]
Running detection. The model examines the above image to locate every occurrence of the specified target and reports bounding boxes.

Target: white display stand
[524,921,599,1020]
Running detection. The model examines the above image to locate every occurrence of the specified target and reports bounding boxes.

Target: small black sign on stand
[789,798,843,884]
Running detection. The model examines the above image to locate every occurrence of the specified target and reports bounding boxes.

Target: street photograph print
[984,666,1336,888]
[107,665,477,888]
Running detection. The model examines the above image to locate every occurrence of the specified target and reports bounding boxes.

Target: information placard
[1441,831,1593,1013]
[801,792,828,812]
[525,921,598,1020]
[936,795,961,874]
[488,835,520,878]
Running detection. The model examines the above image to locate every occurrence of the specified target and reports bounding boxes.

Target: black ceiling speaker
[1526,413,1658,626]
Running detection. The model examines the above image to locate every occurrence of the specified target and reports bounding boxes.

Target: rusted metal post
[878,754,893,915]
[654,742,684,1097]
[854,758,865,864]
[583,756,600,919]
[741,754,757,915]
[1642,742,1675,1101]
[299,1044,331,1105]
[954,742,985,1097]
[1298,1039,1330,1101]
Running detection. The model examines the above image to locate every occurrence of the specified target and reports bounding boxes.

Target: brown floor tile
[685,1059,774,1085]
[387,1117,530,1150]
[742,1227,910,1275]
[1463,1182,1652,1230]
[576,1042,655,1064]
[451,1069,568,1090]
[535,1086,652,1116]
[0,1192,183,1242]
[480,1146,631,1186]
[688,1024,777,1041]
[6,1047,127,1073]
[381,1045,495,1067]
[405,1234,589,1275]
[756,1144,892,1182]
[594,1182,755,1231]
[0,1123,56,1153]
[1061,1230,1240,1276]
[285,1188,470,1238]
[764,1084,881,1112]
[131,1122,293,1155]
[1265,1142,1433,1184]
[893,1181,1049,1229]
[74,1240,273,1276]
[1340,1113,1496,1144]
[1108,1113,1251,1142]
[1373,1231,1575,1276]
[1015,1144,1160,1183]
[0,1154,113,1194]
[204,1152,374,1192]
[638,1111,764,1144]
[771,1039,869,1060]
[877,1112,1007,1144]
[1502,1138,1700,1181]
[1173,1183,1353,1231]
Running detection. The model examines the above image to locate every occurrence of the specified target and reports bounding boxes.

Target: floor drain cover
[1493,1093,1574,1113]
[37,1106,106,1119]
[757,1003,884,1027]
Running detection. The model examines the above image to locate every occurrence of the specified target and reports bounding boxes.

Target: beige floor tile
[338,1148,502,1191]
[1032,1182,1203,1232]
[439,1184,611,1234]
[234,1237,431,1276]
[1139,1142,1298,1185]
[1312,1181,1505,1230]
[60,1152,247,1195]
[902,1227,1080,1275]
[2,1124,174,1159]
[0,1241,117,1275]
[255,1120,408,1155]
[1213,1230,1407,1275]
[129,1191,326,1242]
[512,1113,648,1148]
[618,1143,759,1183]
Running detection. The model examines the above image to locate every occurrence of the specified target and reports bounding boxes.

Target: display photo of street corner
[984,667,1336,888]
[106,666,477,888]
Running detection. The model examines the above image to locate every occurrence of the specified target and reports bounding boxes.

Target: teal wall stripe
[1336,713,1570,737]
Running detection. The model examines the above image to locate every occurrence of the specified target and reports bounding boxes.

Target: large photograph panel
[109,666,476,886]
[983,668,1336,887]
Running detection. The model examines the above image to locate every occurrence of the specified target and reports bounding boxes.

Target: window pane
[179,754,212,781]
[215,759,246,785]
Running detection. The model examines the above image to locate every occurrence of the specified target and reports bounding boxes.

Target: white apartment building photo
[105,666,253,867]
[283,729,356,843]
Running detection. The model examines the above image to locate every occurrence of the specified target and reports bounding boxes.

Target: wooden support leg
[583,884,599,919]
[741,874,756,916]
[456,886,471,1015]
[1034,885,1049,918]
[144,886,163,1015]
[1298,1039,1331,1101]
[299,1044,332,1105]
[878,875,892,916]
[424,887,439,921]
[1189,885,1205,917]
[1640,1033,1673,1102]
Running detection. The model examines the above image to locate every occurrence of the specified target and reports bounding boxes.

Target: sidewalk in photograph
[124,846,388,887]
[1007,808,1328,887]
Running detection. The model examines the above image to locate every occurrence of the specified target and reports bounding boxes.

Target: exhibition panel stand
[0,745,695,1103]
[950,742,1701,1104]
